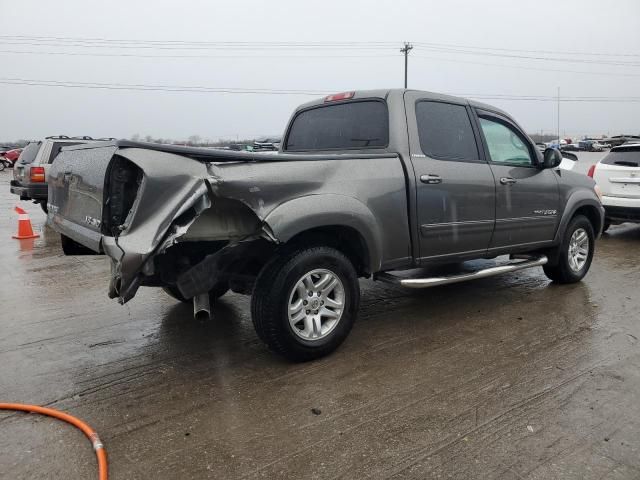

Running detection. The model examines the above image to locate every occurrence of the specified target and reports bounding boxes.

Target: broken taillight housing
[103,156,142,235]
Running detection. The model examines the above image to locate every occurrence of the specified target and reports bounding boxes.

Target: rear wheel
[251,246,359,362]
[543,215,594,283]
[162,282,229,303]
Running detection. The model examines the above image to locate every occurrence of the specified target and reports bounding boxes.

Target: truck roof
[295,88,512,119]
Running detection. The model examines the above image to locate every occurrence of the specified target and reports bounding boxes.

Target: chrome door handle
[420,174,442,184]
[500,177,517,185]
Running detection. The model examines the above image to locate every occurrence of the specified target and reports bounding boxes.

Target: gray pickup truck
[48,89,604,361]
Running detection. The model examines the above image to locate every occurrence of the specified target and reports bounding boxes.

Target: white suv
[589,143,640,231]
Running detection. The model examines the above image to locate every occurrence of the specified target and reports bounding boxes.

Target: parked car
[579,140,604,152]
[48,89,604,361]
[561,143,580,152]
[10,136,114,212]
[0,147,22,170]
[589,143,640,231]
[535,142,548,153]
[558,151,578,171]
[253,136,282,151]
[602,135,640,148]
[228,143,254,152]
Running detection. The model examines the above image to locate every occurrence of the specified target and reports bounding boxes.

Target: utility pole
[400,42,413,88]
[557,86,560,146]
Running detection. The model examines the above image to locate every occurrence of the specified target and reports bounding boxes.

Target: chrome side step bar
[377,255,548,289]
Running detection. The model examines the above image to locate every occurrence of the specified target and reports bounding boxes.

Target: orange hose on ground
[0,403,108,480]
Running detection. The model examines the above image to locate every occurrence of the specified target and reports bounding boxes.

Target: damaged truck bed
[50,140,401,305]
[48,89,603,361]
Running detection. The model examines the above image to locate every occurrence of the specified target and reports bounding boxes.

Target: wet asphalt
[1,152,639,479]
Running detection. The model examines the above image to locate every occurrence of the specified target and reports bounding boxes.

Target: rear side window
[415,101,478,161]
[17,142,42,164]
[601,148,640,167]
[285,100,388,151]
[48,142,84,163]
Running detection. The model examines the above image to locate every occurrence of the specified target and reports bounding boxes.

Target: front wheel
[251,246,360,362]
[543,215,595,283]
[0,161,5,172]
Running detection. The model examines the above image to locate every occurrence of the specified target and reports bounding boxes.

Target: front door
[475,111,560,250]
[405,94,496,262]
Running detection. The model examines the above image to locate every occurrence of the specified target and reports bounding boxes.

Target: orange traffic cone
[12,205,40,239]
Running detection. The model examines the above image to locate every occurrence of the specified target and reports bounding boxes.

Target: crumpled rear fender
[105,148,211,303]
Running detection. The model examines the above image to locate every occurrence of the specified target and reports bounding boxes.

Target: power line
[0,77,327,95]
[0,35,398,47]
[3,48,639,79]
[0,39,398,51]
[2,35,638,59]
[0,49,398,60]
[414,45,640,67]
[413,41,640,58]
[412,55,640,78]
[2,77,640,102]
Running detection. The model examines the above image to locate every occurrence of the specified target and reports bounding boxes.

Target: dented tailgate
[49,143,117,252]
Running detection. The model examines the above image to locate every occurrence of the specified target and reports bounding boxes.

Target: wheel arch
[554,194,604,243]
[264,194,383,275]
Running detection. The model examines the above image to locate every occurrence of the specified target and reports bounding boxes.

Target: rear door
[404,93,496,261]
[474,110,559,249]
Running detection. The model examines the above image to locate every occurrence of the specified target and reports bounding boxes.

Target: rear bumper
[604,206,640,223]
[10,180,47,201]
[602,196,640,222]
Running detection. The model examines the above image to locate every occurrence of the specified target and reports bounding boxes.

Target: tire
[0,161,5,172]
[251,246,359,362]
[162,282,229,303]
[602,219,611,233]
[543,215,595,284]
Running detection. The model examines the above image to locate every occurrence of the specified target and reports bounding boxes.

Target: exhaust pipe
[193,293,211,321]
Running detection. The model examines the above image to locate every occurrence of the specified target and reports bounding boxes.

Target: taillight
[30,166,45,182]
[587,164,596,178]
[324,91,355,102]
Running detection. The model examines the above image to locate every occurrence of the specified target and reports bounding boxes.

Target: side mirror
[542,148,562,169]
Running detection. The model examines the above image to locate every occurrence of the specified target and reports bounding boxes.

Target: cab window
[479,117,534,166]
[285,100,388,151]
[415,101,479,161]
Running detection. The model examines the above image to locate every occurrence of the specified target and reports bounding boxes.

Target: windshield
[17,141,42,164]
[602,149,640,167]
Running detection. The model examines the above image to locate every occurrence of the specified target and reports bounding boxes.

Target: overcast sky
[1,0,639,141]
